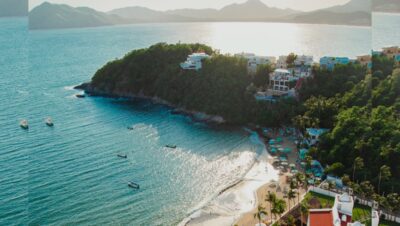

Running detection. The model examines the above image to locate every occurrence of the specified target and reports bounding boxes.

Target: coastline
[178,132,279,226]
[74,83,226,125]
[74,83,298,226]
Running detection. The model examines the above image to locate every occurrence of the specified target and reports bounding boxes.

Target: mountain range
[373,0,400,13]
[0,0,28,17]
[29,0,372,30]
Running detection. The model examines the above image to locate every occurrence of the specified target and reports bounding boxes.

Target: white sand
[180,151,279,226]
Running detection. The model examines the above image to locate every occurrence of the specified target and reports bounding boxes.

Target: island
[77,43,400,225]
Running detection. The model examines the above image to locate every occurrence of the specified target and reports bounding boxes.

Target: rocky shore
[74,83,226,124]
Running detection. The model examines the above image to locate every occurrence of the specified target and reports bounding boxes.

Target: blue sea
[0,15,396,225]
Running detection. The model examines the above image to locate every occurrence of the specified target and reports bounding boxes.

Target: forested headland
[80,43,399,194]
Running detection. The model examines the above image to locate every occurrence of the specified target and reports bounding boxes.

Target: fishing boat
[165,145,177,149]
[75,94,85,98]
[45,117,54,127]
[128,181,140,189]
[20,120,29,129]
[117,154,127,158]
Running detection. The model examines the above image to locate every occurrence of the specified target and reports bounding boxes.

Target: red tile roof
[309,210,334,226]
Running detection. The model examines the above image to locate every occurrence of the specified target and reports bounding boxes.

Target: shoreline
[74,83,297,226]
[178,132,279,226]
[74,83,227,125]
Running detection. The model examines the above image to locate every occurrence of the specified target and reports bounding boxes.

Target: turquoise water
[0,18,390,225]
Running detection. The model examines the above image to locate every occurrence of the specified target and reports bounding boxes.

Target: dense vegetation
[297,55,400,194]
[90,43,301,125]
[90,43,399,195]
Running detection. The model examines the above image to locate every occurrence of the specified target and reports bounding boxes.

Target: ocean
[0,15,395,225]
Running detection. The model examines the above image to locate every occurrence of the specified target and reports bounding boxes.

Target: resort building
[319,57,350,71]
[295,55,314,67]
[307,209,340,226]
[307,193,354,226]
[395,54,400,66]
[269,69,293,95]
[382,46,400,59]
[235,52,276,74]
[180,53,210,70]
[276,55,288,69]
[356,55,372,69]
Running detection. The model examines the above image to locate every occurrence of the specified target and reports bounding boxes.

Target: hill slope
[29,2,128,30]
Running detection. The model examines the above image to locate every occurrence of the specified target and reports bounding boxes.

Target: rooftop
[309,209,334,226]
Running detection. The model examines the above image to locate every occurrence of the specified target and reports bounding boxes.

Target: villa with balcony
[319,57,350,71]
[269,69,294,96]
[382,46,400,59]
[235,52,276,74]
[180,53,210,70]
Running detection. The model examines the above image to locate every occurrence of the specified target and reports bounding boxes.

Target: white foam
[179,140,279,226]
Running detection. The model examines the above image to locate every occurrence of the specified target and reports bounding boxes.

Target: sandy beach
[180,133,306,226]
[179,148,279,226]
[235,136,307,226]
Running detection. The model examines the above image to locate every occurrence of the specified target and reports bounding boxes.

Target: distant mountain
[284,0,371,26]
[108,6,195,22]
[29,0,372,30]
[373,0,400,13]
[29,2,129,30]
[112,0,299,22]
[323,0,371,13]
[288,10,371,26]
[212,0,299,20]
[0,0,28,17]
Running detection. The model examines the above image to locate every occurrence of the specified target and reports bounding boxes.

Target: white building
[276,55,288,69]
[295,55,314,67]
[269,69,294,95]
[371,210,379,226]
[235,53,276,74]
[180,53,210,70]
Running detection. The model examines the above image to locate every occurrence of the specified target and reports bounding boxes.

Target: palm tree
[254,204,267,226]
[288,189,297,210]
[378,165,391,195]
[300,201,309,226]
[266,191,277,222]
[285,215,296,226]
[352,157,364,182]
[272,198,287,223]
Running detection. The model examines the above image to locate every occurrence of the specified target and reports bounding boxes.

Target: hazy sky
[29,0,351,12]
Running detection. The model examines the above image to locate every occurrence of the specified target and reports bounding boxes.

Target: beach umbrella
[281,161,288,166]
[300,162,306,167]
[289,163,296,168]
[276,137,283,143]
[291,169,299,174]
[270,148,277,154]
[283,147,292,153]
[269,139,276,145]
[278,147,284,152]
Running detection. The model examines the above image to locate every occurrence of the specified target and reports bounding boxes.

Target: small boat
[75,94,85,98]
[45,117,54,127]
[20,120,29,129]
[127,126,134,130]
[128,181,140,189]
[165,145,177,149]
[117,154,127,158]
